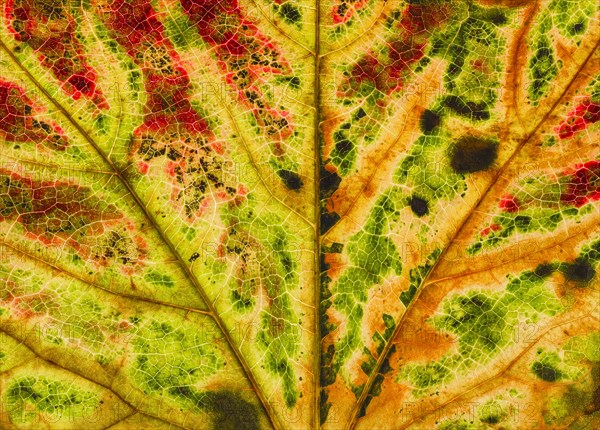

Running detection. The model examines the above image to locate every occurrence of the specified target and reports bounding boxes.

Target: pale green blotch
[588,74,600,103]
[437,418,481,430]
[333,189,403,372]
[565,332,600,362]
[478,397,510,425]
[131,319,225,396]
[527,11,561,104]
[401,270,563,394]
[395,135,466,204]
[144,270,175,288]
[220,202,302,408]
[401,248,441,306]
[164,4,203,50]
[549,0,598,38]
[532,332,600,383]
[6,377,100,424]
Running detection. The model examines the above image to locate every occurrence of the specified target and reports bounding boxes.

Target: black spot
[169,385,193,398]
[570,21,585,35]
[320,211,340,234]
[333,130,353,156]
[534,263,555,278]
[7,379,40,402]
[287,76,301,89]
[420,109,441,133]
[323,242,343,254]
[380,346,395,374]
[232,290,253,309]
[532,361,560,382]
[320,166,342,199]
[281,253,293,273]
[409,195,429,216]
[442,95,490,121]
[562,258,596,283]
[277,169,303,190]
[320,366,336,386]
[319,294,332,337]
[280,3,301,24]
[335,140,353,161]
[485,8,508,26]
[357,388,375,418]
[320,390,331,425]
[354,107,367,120]
[450,136,498,174]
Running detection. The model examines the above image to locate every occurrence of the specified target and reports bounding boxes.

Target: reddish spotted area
[180,0,295,152]
[4,0,108,109]
[555,99,600,139]
[0,80,68,150]
[332,0,369,24]
[493,161,600,216]
[0,170,147,273]
[96,0,205,133]
[480,223,501,236]
[499,195,520,212]
[0,276,52,319]
[478,160,600,240]
[97,0,245,219]
[560,160,600,207]
[342,4,449,97]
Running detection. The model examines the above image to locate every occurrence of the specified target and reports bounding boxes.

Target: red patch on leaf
[0,79,68,150]
[560,160,600,207]
[5,0,108,109]
[480,223,501,237]
[181,0,295,153]
[343,4,448,97]
[555,99,600,140]
[137,161,149,175]
[98,0,245,220]
[332,0,369,24]
[0,278,52,319]
[499,195,520,213]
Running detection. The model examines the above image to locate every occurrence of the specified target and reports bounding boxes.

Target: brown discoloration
[362,181,375,198]
[324,252,347,281]
[392,321,456,363]
[505,0,538,128]
[358,314,599,430]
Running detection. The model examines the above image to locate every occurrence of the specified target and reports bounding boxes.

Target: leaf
[0,0,598,429]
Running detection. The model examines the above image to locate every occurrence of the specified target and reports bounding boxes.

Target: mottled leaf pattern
[0,0,598,429]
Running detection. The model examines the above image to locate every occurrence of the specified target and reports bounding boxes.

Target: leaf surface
[0,0,598,429]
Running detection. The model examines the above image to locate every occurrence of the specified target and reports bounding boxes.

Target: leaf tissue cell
[0,0,599,429]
